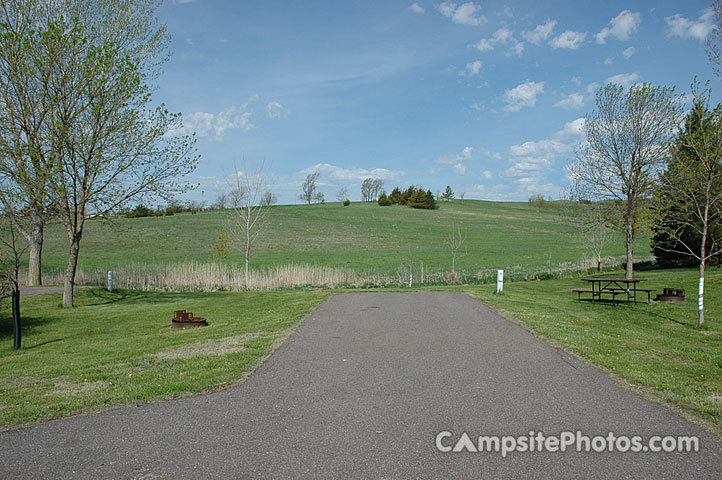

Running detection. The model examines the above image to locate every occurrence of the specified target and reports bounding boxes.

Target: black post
[12,289,21,350]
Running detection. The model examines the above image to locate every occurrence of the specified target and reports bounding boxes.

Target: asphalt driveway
[1,292,720,478]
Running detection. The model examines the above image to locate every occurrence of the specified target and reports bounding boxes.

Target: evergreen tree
[399,186,416,205]
[442,185,454,201]
[388,187,401,204]
[377,192,392,206]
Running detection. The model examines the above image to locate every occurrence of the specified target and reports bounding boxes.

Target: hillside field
[36,200,652,283]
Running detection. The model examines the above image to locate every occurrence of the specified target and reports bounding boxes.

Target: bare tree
[654,82,722,327]
[447,220,465,274]
[372,179,383,201]
[300,172,319,205]
[568,83,681,279]
[1,213,27,349]
[564,190,613,272]
[44,0,198,307]
[228,161,272,288]
[336,187,349,202]
[707,0,722,78]
[361,178,383,202]
[261,191,277,207]
[211,193,228,210]
[361,178,373,202]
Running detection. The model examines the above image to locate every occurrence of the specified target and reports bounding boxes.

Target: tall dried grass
[37,255,650,292]
[41,262,389,292]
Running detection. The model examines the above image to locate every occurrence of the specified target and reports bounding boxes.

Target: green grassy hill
[38,200,651,284]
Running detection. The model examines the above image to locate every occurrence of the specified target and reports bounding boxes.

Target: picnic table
[573,278,654,305]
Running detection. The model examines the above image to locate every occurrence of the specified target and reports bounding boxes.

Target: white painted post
[496,269,503,294]
[699,277,704,311]
[107,270,113,292]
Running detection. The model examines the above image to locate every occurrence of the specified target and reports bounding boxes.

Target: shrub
[378,192,392,206]
[445,271,460,284]
[343,199,351,206]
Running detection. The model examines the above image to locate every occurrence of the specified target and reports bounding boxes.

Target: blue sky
[156,0,721,204]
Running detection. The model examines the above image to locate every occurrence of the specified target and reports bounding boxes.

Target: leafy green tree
[211,225,233,262]
[41,0,198,307]
[377,192,392,206]
[568,83,681,279]
[0,0,65,286]
[652,82,722,327]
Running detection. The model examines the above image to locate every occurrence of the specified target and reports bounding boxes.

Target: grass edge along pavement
[461,267,722,438]
[0,288,331,429]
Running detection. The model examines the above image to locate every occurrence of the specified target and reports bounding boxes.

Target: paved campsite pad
[1,292,720,478]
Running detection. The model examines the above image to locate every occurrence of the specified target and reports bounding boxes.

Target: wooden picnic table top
[581,277,647,283]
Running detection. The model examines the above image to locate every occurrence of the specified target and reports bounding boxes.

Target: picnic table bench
[573,278,655,305]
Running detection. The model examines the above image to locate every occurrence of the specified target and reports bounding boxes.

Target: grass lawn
[37,200,651,279]
[2,267,718,435]
[463,267,722,435]
[0,288,330,428]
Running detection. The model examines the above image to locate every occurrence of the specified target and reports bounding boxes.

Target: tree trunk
[244,226,250,290]
[244,248,250,290]
[23,208,45,286]
[698,215,708,327]
[62,235,82,308]
[698,261,705,328]
[625,210,634,280]
[27,229,43,286]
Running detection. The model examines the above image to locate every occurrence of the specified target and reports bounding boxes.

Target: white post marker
[496,269,503,295]
[699,277,704,311]
[107,270,113,292]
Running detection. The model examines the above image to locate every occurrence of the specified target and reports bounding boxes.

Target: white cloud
[502,118,584,196]
[482,170,493,180]
[473,27,524,56]
[173,105,254,140]
[554,93,585,110]
[604,57,614,65]
[267,101,289,119]
[606,72,641,88]
[508,41,524,57]
[503,81,545,112]
[622,46,635,59]
[586,82,600,95]
[558,117,586,139]
[665,8,715,41]
[439,2,487,26]
[549,30,587,49]
[459,60,482,76]
[595,10,641,44]
[433,147,474,174]
[301,163,404,182]
[522,19,557,44]
[409,3,425,14]
[554,83,598,111]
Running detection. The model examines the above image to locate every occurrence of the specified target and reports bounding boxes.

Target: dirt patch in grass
[44,377,105,397]
[152,333,273,360]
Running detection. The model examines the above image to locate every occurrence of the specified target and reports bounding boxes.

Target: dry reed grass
[34,254,648,292]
